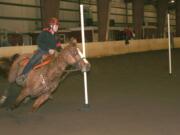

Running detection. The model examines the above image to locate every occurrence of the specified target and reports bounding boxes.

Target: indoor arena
[0,0,180,135]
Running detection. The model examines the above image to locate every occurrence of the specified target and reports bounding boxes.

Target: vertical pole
[80,5,90,109]
[167,13,172,74]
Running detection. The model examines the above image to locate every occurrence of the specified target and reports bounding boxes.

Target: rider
[17,17,61,82]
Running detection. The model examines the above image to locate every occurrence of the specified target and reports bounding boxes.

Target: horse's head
[60,38,91,72]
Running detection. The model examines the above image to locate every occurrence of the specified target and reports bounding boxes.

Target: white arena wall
[0,37,180,58]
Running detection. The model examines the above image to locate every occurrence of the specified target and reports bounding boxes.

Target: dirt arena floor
[0,49,180,135]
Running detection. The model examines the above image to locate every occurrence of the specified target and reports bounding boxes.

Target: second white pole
[167,13,172,74]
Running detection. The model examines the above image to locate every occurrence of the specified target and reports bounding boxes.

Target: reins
[40,66,79,95]
[59,66,81,82]
[64,67,79,72]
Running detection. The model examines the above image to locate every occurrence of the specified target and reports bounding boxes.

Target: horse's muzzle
[81,63,91,72]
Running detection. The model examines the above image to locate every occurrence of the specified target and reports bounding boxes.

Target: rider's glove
[49,49,55,55]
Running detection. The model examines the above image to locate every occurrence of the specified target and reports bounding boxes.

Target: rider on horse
[17,17,62,83]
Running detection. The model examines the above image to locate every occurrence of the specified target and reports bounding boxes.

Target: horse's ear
[69,37,77,47]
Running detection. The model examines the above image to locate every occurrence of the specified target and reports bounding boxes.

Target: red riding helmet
[48,17,59,26]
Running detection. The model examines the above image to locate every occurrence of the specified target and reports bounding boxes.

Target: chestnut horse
[5,39,90,112]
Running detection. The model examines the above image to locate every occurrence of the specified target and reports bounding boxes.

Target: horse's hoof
[49,95,53,100]
[7,104,17,111]
[0,95,7,105]
[31,107,37,113]
[5,106,15,112]
[23,97,30,104]
[6,106,14,112]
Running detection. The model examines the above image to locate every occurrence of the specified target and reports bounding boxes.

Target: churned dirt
[0,49,180,135]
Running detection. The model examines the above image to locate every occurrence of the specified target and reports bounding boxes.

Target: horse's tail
[0,53,20,78]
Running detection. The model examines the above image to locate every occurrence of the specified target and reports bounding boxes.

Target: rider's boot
[16,74,28,86]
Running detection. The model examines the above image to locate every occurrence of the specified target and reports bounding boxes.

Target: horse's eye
[74,51,78,55]
[72,49,78,55]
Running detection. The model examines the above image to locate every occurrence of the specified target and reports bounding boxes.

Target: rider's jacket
[37,29,61,52]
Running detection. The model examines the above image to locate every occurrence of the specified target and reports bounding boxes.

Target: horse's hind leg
[0,84,10,105]
[31,94,49,112]
[11,87,29,110]
[0,83,13,106]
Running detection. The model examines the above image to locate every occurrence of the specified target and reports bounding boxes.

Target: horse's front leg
[31,79,60,112]
[31,94,50,112]
[11,87,29,110]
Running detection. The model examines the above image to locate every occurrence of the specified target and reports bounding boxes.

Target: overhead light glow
[170,0,175,3]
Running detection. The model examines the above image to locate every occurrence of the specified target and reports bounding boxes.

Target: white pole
[80,5,89,105]
[167,13,172,74]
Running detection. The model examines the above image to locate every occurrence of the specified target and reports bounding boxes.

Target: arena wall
[0,0,176,33]
[0,37,180,58]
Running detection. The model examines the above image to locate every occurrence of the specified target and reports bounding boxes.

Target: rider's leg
[21,51,43,75]
[16,50,45,85]
[22,48,48,76]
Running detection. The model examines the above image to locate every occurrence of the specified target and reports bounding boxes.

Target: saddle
[19,54,52,70]
[16,55,53,86]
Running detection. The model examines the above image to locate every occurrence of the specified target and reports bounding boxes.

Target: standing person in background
[17,17,62,83]
[123,27,133,45]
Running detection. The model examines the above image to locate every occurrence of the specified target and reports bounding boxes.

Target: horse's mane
[65,37,77,48]
[58,37,77,57]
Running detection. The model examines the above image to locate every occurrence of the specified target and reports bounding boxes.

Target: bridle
[64,47,88,72]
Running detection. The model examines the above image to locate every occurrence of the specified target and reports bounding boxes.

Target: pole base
[79,104,91,112]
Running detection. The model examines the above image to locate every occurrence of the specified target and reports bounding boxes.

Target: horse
[0,38,90,112]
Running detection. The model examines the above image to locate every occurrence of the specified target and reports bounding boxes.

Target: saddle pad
[19,56,52,70]
[33,59,51,70]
